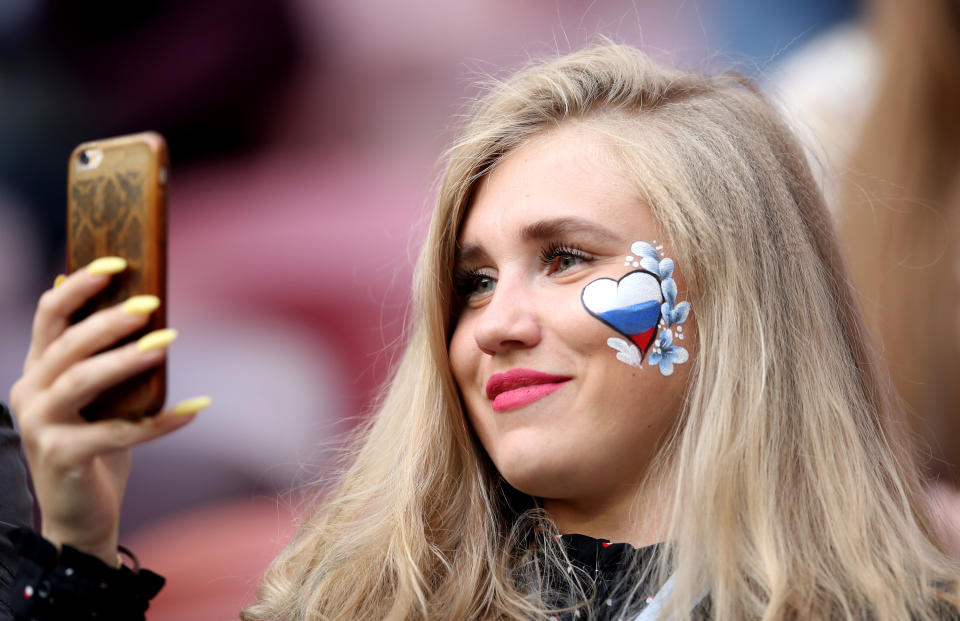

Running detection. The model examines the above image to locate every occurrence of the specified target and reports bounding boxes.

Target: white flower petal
[607,337,630,353]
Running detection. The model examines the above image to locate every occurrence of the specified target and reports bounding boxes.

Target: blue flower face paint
[581,240,692,375]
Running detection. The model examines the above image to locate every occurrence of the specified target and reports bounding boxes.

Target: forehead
[458,125,655,246]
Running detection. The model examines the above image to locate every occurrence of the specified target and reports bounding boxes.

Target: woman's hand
[8,257,208,565]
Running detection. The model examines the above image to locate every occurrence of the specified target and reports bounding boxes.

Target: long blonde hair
[242,44,959,620]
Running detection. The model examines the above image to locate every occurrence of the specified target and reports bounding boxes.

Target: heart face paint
[581,240,692,375]
[581,269,662,356]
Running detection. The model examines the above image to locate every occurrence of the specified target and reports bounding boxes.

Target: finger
[170,396,213,416]
[25,258,128,372]
[40,331,177,421]
[29,296,161,391]
[45,401,206,466]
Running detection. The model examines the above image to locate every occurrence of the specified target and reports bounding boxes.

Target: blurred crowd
[3,0,958,619]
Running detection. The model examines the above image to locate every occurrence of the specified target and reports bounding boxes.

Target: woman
[8,44,960,620]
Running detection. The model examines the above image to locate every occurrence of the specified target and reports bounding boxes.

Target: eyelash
[539,242,593,273]
[452,268,494,298]
[452,242,595,297]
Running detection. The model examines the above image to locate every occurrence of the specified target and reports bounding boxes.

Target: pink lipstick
[485,369,571,413]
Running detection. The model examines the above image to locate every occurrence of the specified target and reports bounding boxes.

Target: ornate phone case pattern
[67,132,168,421]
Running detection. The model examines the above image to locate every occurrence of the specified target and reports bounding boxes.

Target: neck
[542,485,668,547]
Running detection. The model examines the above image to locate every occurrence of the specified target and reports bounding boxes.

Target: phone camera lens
[79,151,90,165]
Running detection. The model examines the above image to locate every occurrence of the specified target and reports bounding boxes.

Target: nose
[473,274,542,356]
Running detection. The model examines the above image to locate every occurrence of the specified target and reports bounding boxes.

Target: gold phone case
[66,132,168,421]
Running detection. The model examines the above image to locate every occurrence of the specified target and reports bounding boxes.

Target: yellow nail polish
[172,396,211,416]
[53,274,66,288]
[87,256,128,275]
[136,328,178,353]
[122,295,161,316]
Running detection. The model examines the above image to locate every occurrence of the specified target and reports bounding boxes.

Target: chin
[494,449,580,500]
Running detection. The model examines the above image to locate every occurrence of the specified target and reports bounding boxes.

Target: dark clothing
[5,523,960,620]
[0,402,35,621]
[8,530,654,621]
[8,527,163,621]
[0,402,162,621]
[551,533,665,620]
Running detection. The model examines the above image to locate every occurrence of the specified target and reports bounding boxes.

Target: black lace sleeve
[0,401,34,620]
[8,528,164,621]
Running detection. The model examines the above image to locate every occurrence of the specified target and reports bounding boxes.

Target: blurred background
[3,0,959,619]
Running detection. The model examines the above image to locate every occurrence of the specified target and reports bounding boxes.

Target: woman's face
[449,125,695,521]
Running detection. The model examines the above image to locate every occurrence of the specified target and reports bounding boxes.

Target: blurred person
[0,0,300,274]
[769,0,960,559]
[833,0,960,556]
[6,43,960,621]
[835,0,960,479]
[706,0,858,68]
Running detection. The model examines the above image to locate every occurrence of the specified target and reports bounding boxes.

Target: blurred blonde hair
[242,44,959,620]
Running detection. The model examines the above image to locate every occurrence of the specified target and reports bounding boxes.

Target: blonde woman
[6,44,960,620]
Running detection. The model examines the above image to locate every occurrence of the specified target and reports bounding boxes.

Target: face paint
[581,269,662,356]
[581,240,692,375]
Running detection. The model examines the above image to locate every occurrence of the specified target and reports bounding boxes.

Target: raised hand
[8,257,209,564]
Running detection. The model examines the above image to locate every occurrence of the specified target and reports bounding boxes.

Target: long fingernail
[172,396,211,415]
[87,256,128,275]
[136,328,178,353]
[122,295,161,316]
[53,274,66,288]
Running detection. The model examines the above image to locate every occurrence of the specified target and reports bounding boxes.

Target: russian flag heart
[581,270,662,355]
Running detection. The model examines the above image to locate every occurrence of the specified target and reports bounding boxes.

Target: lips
[485,368,571,412]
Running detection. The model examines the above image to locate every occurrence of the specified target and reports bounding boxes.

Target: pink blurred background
[0,1,861,618]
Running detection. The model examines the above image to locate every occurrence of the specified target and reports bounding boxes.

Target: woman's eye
[549,254,584,273]
[472,275,496,295]
[454,271,496,298]
[540,244,593,275]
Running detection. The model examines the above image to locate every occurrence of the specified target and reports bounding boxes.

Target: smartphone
[66,132,168,421]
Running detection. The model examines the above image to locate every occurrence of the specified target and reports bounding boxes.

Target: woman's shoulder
[554,535,960,621]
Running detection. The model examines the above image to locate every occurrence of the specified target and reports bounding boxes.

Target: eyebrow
[455,217,622,265]
[520,217,620,243]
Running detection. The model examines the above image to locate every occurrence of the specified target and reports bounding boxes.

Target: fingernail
[136,328,178,353]
[122,295,161,316]
[53,274,66,288]
[87,257,128,275]
[172,396,211,416]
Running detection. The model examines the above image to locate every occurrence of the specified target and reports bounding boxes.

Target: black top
[0,402,34,621]
[8,527,164,621]
[0,403,163,621]
[8,529,659,621]
[550,533,664,620]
